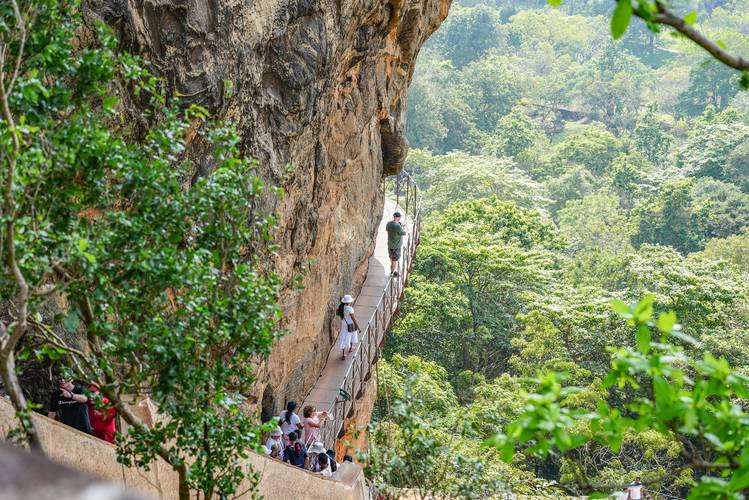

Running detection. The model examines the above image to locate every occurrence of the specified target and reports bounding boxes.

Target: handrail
[316,172,421,449]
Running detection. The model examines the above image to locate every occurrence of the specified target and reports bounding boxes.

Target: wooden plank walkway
[304,200,411,410]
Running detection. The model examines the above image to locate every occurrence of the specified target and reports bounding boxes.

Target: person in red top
[87,385,117,443]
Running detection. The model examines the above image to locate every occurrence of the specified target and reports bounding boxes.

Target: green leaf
[501,440,515,462]
[669,329,698,346]
[652,375,671,406]
[636,324,651,353]
[634,295,654,322]
[683,11,698,25]
[611,0,633,39]
[728,467,749,490]
[546,0,564,6]
[103,95,118,112]
[610,299,631,315]
[656,311,677,333]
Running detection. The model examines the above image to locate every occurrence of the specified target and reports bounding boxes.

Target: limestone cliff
[88,0,450,415]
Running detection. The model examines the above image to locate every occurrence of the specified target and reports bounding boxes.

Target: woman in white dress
[337,294,361,360]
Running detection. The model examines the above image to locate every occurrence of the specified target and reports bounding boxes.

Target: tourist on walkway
[279,401,303,443]
[87,384,117,443]
[302,405,329,446]
[385,211,406,277]
[625,477,645,500]
[270,443,282,459]
[307,441,328,472]
[266,426,285,453]
[48,378,92,434]
[282,431,307,467]
[337,294,361,360]
[316,452,333,477]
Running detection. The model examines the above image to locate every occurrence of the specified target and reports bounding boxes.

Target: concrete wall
[0,398,368,499]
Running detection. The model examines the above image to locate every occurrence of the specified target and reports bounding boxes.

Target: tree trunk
[178,464,190,500]
[0,348,44,453]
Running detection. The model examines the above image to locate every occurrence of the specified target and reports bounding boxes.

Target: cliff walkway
[0,173,422,499]
[303,173,421,449]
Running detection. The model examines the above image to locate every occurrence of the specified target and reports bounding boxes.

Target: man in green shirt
[385,212,407,276]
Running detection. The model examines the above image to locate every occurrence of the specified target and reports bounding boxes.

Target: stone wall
[86,0,451,412]
[0,398,369,499]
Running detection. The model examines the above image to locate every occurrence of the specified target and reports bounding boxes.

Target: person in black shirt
[282,431,307,467]
[48,379,92,434]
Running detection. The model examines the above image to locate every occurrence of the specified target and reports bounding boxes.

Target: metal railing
[316,172,421,449]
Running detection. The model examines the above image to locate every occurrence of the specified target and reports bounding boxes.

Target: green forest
[369,0,749,498]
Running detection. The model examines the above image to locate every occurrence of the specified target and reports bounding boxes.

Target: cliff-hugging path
[303,196,418,448]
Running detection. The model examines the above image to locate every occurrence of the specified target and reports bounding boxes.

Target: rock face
[89,0,450,415]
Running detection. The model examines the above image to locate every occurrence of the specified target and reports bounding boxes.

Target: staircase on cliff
[303,174,421,451]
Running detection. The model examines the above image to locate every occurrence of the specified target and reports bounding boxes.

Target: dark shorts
[388,247,401,261]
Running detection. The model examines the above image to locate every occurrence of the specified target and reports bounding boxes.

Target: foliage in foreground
[366,355,551,499]
[0,2,280,498]
[491,296,749,499]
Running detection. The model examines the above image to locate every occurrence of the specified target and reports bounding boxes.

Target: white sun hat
[341,294,354,304]
[309,441,327,454]
[270,427,283,437]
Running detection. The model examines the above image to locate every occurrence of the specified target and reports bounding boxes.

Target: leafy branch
[0,2,282,498]
[0,0,44,453]
[632,1,749,72]
[490,295,749,499]
[551,0,749,74]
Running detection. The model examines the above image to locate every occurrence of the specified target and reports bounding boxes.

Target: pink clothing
[303,415,321,446]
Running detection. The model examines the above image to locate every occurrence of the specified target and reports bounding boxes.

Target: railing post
[396,174,401,209]
[370,314,376,365]
[406,180,410,218]
[360,338,365,384]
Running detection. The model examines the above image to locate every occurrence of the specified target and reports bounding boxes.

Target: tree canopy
[372,1,749,497]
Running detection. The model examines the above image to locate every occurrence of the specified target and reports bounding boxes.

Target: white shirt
[319,465,332,477]
[279,411,301,436]
[627,484,643,500]
[265,436,284,453]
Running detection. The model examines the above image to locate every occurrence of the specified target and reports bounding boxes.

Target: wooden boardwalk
[303,188,420,447]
